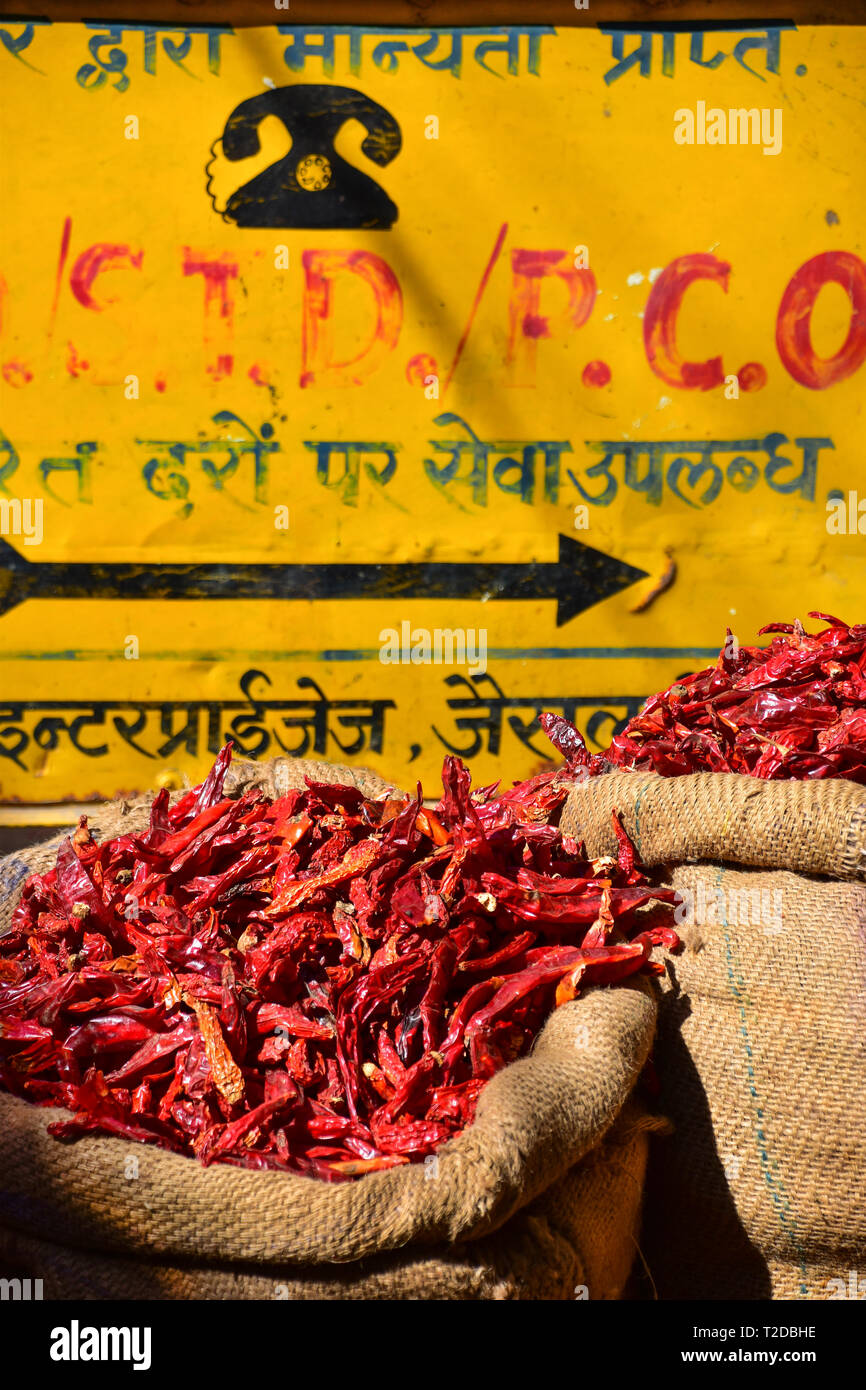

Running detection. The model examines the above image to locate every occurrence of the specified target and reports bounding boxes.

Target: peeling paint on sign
[0,20,864,800]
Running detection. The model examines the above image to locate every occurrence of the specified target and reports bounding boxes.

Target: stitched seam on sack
[0,856,30,894]
[633,788,646,860]
[715,866,809,1298]
[843,800,866,880]
[0,857,31,936]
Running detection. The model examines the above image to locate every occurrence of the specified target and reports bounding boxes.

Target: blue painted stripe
[0,647,719,663]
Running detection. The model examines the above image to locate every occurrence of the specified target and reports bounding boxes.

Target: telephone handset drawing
[210,85,401,229]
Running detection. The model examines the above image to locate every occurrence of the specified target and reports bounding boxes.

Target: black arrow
[0,534,647,627]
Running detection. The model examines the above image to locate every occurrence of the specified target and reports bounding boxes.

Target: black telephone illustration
[209,85,401,229]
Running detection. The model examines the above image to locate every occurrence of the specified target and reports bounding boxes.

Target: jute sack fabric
[560,769,866,881]
[562,771,866,1301]
[0,989,658,1300]
[0,1099,655,1301]
[0,758,659,1300]
[223,755,397,802]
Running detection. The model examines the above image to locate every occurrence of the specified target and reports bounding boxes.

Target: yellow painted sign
[0,19,865,801]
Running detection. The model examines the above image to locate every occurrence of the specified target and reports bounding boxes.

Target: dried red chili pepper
[0,744,676,1179]
[542,613,866,783]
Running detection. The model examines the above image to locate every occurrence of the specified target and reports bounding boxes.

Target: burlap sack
[562,771,866,1301]
[561,769,866,881]
[0,758,659,1300]
[0,1096,656,1301]
[223,755,397,803]
[0,989,658,1300]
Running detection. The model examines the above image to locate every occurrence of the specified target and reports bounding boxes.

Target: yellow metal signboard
[0,19,864,801]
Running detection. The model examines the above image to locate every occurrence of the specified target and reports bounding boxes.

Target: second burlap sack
[562,770,866,1301]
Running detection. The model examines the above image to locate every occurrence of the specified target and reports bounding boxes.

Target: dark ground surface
[0,825,74,856]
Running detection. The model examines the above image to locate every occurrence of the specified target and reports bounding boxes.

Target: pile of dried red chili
[0,747,675,1179]
[542,612,866,783]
